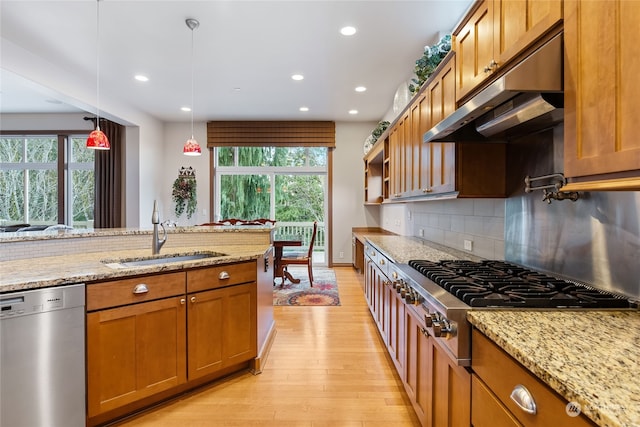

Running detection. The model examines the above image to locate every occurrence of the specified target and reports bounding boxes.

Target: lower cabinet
[471,329,596,427]
[87,262,257,425]
[363,248,470,427]
[87,295,187,418]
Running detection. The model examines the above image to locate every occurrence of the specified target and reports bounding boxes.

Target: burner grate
[407,259,631,309]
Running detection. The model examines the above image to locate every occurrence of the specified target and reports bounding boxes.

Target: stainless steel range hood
[423,33,563,143]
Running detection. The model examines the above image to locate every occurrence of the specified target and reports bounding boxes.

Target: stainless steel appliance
[1,284,85,427]
[392,260,635,367]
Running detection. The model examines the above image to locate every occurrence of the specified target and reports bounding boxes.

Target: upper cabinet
[454,0,563,102]
[563,0,640,191]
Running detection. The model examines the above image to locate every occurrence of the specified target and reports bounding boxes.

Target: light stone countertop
[0,244,270,292]
[468,310,640,427]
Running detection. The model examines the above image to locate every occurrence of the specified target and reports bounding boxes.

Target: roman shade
[207,121,335,148]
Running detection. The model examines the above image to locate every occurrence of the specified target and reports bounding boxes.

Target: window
[0,134,94,228]
[214,146,327,265]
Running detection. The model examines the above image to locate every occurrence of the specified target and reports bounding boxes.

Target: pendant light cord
[95,0,101,131]
[190,24,195,139]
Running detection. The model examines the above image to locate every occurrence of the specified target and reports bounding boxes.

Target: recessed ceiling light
[299,106,309,112]
[181,106,191,112]
[340,26,357,36]
[291,74,304,81]
[348,109,358,115]
[134,74,149,82]
[233,87,241,92]
[355,86,367,92]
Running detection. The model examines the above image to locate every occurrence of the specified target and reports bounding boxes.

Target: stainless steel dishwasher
[1,283,85,427]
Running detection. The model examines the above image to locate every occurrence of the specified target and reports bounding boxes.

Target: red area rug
[273,267,340,306]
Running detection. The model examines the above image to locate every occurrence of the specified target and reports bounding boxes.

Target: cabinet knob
[180,298,186,305]
[510,385,537,415]
[190,296,196,303]
[423,188,432,193]
[484,59,498,73]
[218,271,230,280]
[379,259,385,265]
[132,284,148,294]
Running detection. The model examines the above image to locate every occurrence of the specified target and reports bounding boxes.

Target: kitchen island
[0,226,276,426]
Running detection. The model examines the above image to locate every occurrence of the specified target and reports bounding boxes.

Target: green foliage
[370,121,390,144]
[172,175,197,219]
[409,34,452,96]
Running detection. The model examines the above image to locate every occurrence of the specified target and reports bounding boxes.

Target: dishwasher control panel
[0,285,84,318]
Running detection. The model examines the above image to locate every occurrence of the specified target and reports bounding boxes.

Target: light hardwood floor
[116,267,420,427]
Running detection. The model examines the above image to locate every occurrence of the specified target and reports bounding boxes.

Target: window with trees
[215,146,327,264]
[0,134,94,228]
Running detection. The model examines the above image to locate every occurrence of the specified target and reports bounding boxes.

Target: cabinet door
[494,0,562,68]
[428,57,457,195]
[455,0,495,101]
[87,297,187,417]
[404,307,429,424]
[472,375,523,427]
[429,337,471,427]
[564,0,640,182]
[187,283,257,380]
[389,126,401,198]
[410,100,423,196]
[387,286,406,377]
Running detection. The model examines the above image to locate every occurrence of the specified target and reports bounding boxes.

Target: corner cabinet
[454,0,563,102]
[563,0,640,191]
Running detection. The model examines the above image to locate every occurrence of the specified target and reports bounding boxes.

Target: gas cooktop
[408,259,632,309]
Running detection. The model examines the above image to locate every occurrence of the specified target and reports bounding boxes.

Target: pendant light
[86,0,110,150]
[183,18,202,156]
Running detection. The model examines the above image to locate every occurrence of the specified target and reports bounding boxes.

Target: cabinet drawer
[87,272,186,311]
[472,374,522,427]
[472,329,595,427]
[187,261,256,293]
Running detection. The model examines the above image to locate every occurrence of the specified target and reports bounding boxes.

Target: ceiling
[0,0,472,124]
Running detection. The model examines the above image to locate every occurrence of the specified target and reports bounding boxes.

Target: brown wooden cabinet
[563,0,640,191]
[363,141,385,204]
[405,305,471,427]
[472,329,596,427]
[87,262,258,424]
[454,0,563,102]
[87,274,187,418]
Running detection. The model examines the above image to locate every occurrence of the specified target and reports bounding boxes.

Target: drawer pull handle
[219,271,230,280]
[132,284,149,294]
[510,385,537,415]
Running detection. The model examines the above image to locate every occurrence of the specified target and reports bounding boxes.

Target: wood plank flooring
[115,267,420,427]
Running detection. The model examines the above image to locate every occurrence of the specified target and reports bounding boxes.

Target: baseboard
[250,322,277,374]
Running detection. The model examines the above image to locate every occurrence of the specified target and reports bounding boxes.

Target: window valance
[207,121,335,148]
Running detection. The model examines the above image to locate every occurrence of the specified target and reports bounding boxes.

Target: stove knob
[433,319,455,338]
[432,321,442,337]
[424,312,433,327]
[405,289,415,304]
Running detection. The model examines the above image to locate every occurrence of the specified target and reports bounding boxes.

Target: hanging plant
[408,34,452,96]
[172,167,197,218]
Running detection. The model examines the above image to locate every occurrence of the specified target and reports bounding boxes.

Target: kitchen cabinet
[471,329,596,427]
[87,272,187,418]
[186,263,257,380]
[454,0,563,102]
[363,245,470,426]
[352,234,365,273]
[563,0,640,191]
[87,261,257,425]
[405,305,471,427]
[382,52,506,202]
[363,141,385,204]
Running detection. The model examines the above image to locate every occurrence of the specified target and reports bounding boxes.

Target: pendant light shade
[87,0,110,150]
[86,128,110,150]
[183,18,202,156]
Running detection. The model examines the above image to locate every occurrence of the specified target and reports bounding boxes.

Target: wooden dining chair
[280,221,317,286]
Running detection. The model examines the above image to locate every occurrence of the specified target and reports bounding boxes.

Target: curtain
[94,119,123,228]
[207,121,335,148]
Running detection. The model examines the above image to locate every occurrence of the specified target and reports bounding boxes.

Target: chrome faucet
[151,200,167,254]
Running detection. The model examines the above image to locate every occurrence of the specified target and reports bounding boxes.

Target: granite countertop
[356,233,483,264]
[0,244,270,292]
[468,310,640,427]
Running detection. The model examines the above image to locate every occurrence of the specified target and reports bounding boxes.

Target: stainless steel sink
[102,252,227,268]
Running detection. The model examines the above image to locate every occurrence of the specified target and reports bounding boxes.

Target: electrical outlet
[419,229,424,237]
[339,251,344,258]
[464,239,473,251]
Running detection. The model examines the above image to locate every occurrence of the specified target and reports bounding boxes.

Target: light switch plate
[464,239,473,251]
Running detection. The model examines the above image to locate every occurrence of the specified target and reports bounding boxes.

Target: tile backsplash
[382,199,505,260]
